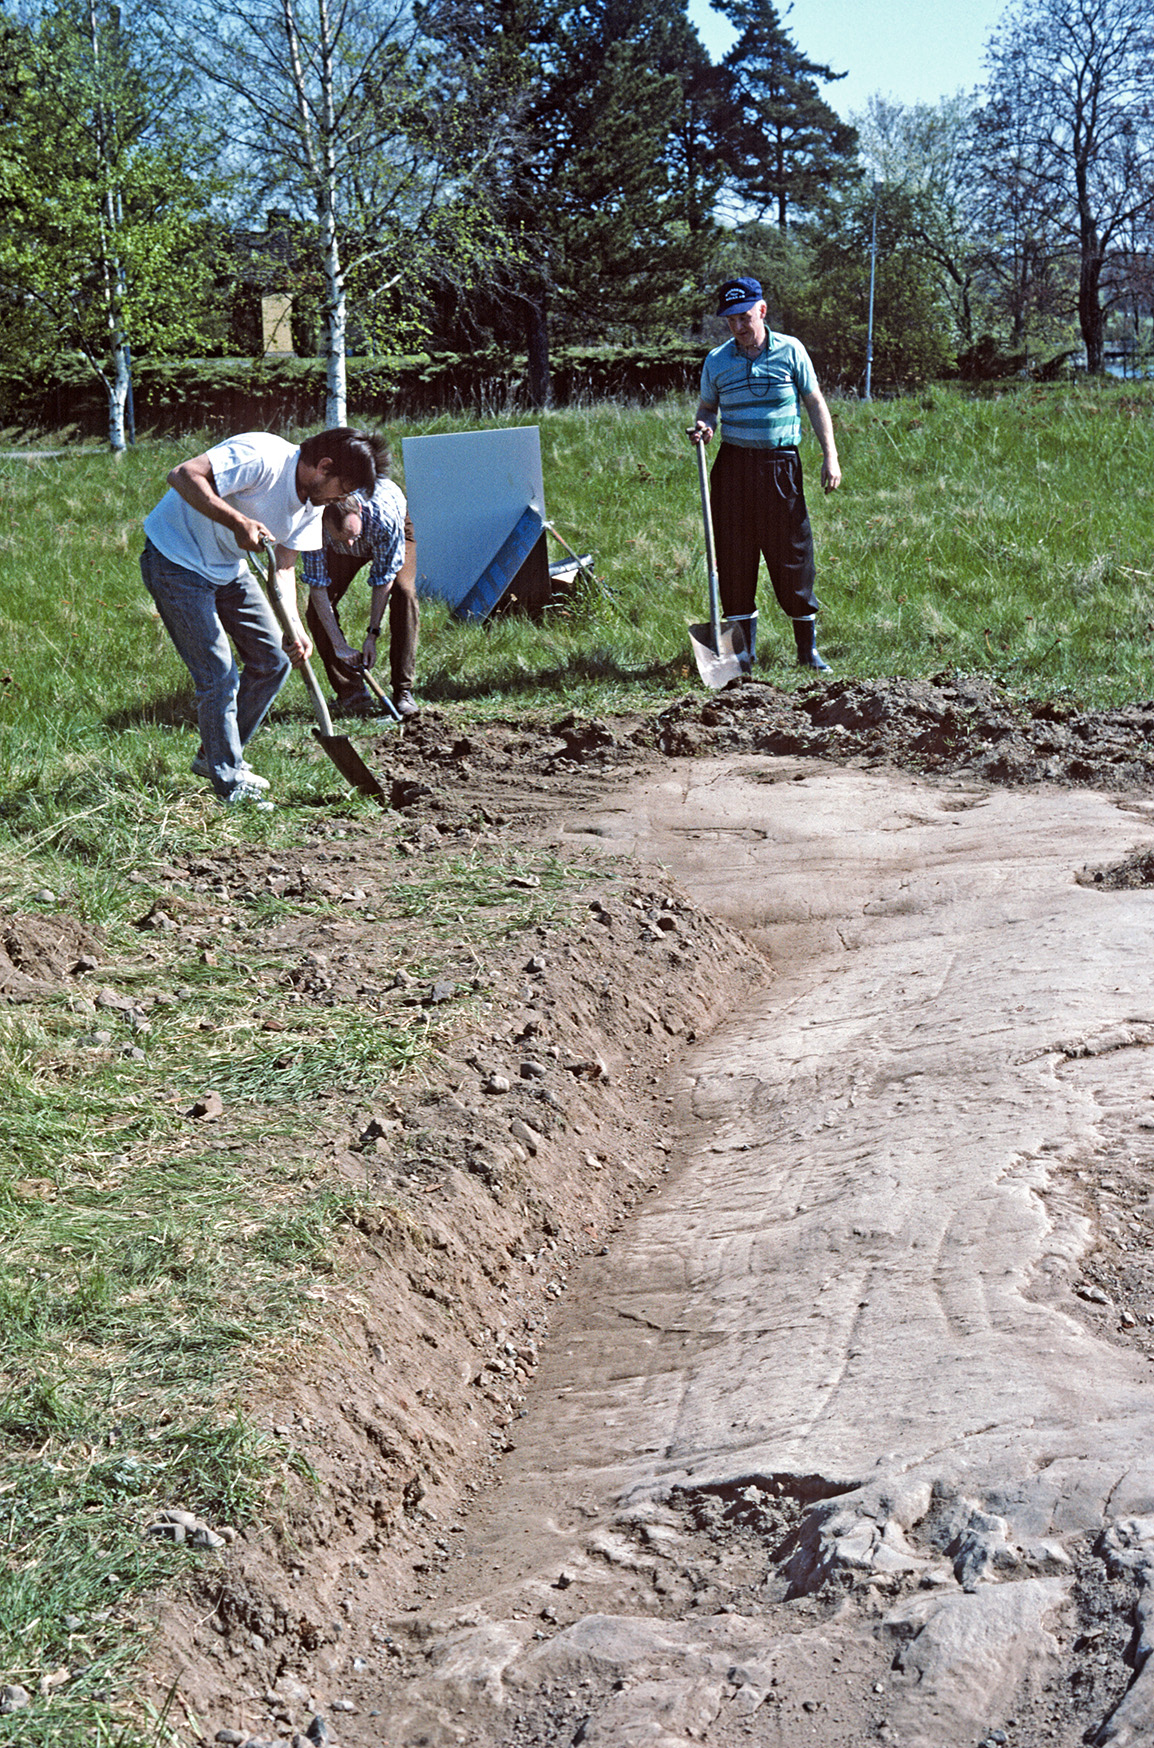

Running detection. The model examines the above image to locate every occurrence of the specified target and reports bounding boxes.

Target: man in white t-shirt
[140,427,386,808]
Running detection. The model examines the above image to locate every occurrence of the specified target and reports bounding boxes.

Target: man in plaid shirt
[303,463,419,718]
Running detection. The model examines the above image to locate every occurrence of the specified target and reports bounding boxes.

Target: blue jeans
[140,540,290,797]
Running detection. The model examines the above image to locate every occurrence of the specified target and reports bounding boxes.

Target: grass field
[1,379,1152,1745]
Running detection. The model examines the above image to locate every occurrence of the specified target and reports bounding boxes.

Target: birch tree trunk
[283,0,346,427]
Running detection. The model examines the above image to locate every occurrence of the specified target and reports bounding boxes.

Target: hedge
[2,345,706,440]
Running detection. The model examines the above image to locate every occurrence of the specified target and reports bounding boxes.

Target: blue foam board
[454,505,546,622]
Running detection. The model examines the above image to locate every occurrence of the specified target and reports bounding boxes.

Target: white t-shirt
[143,433,324,583]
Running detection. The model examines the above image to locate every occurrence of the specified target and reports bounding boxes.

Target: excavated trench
[344,755,1154,1748]
[126,680,1154,1748]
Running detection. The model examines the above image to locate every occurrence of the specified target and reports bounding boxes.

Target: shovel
[357,662,404,721]
[250,539,390,809]
[687,435,750,691]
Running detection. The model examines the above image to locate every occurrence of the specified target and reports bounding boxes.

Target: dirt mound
[643,673,1154,790]
[0,909,103,999]
[141,785,762,1732]
[1079,848,1154,889]
[370,677,1154,824]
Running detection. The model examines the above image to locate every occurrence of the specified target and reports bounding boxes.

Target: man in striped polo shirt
[690,276,841,671]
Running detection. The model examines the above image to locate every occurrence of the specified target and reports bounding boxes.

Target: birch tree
[175,0,497,425]
[0,2,222,449]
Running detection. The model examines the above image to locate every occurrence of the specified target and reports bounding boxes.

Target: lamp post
[864,184,879,401]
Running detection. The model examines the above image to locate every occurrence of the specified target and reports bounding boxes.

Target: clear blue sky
[687,0,1014,120]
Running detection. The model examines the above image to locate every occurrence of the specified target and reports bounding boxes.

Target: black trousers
[710,443,819,621]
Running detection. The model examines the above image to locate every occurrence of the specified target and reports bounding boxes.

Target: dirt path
[139,677,1154,1748]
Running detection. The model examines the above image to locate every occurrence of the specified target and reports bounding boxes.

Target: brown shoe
[393,689,420,718]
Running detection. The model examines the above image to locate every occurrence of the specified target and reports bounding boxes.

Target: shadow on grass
[416,649,686,705]
[100,653,687,744]
[104,691,198,732]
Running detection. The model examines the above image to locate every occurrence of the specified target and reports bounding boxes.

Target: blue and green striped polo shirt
[699,332,817,449]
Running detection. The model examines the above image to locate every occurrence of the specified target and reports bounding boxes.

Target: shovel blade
[312,729,390,808]
[688,619,749,691]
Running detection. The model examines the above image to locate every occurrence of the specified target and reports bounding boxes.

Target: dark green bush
[3,345,705,439]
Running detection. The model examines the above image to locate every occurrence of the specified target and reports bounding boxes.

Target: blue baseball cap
[716,277,764,316]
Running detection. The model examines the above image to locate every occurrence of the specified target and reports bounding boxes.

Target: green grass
[399,384,1154,711]
[1,379,1152,1743]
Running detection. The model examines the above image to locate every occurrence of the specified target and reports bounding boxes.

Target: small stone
[508,873,540,889]
[510,1119,542,1155]
[484,1074,511,1094]
[330,1699,356,1713]
[63,1615,82,1632]
[526,955,548,973]
[218,1525,237,1543]
[567,1056,608,1082]
[135,903,175,931]
[190,1525,226,1549]
[425,980,456,1005]
[305,1719,329,1745]
[188,1091,225,1121]
[71,954,99,974]
[146,1520,186,1543]
[32,888,55,904]
[519,1059,548,1080]
[215,1731,246,1744]
[1076,1283,1110,1305]
[655,914,679,932]
[0,1686,32,1714]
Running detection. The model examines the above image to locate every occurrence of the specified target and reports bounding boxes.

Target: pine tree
[421,0,716,404]
[716,0,858,228]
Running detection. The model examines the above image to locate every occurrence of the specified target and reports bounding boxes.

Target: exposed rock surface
[129,677,1154,1748]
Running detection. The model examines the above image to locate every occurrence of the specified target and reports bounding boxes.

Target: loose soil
[17,670,1154,1748]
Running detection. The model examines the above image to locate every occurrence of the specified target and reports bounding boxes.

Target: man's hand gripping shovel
[686,432,751,691]
[249,538,390,808]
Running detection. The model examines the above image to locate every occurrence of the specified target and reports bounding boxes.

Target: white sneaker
[192,753,270,789]
[222,779,275,813]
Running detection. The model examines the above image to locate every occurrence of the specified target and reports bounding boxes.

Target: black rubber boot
[729,612,757,675]
[792,614,830,671]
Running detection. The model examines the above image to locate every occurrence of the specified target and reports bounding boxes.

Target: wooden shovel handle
[692,436,723,654]
[253,540,335,737]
